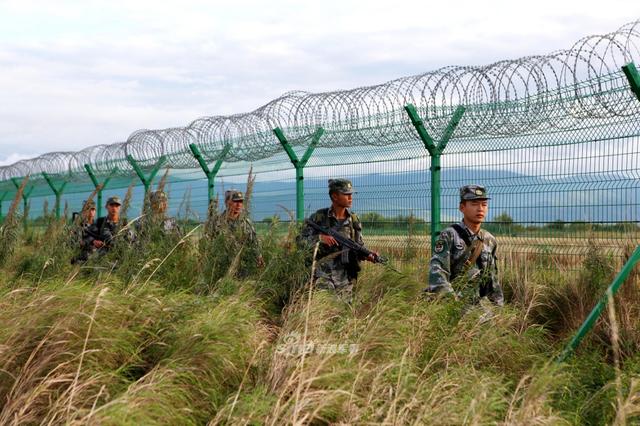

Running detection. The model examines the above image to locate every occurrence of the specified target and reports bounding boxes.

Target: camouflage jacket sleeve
[82,223,98,247]
[352,213,364,246]
[101,223,116,247]
[122,219,137,243]
[244,218,261,254]
[427,229,455,294]
[299,211,322,246]
[351,214,367,260]
[167,218,182,237]
[482,234,504,306]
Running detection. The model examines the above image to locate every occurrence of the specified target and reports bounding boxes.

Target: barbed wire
[1,19,639,181]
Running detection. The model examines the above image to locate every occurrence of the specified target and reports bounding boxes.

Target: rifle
[82,224,114,250]
[304,220,389,265]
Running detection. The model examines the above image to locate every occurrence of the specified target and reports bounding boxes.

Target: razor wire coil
[1,19,639,182]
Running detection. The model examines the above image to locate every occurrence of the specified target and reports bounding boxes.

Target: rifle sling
[451,224,484,269]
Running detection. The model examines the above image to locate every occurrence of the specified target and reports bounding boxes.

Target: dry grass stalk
[615,379,640,423]
[119,182,135,220]
[66,287,109,422]
[0,175,30,266]
[290,242,319,424]
[177,187,192,220]
[220,340,270,424]
[138,224,202,290]
[75,184,102,226]
[503,370,566,425]
[42,199,50,218]
[244,165,256,214]
[156,168,170,194]
[204,195,220,237]
[224,245,244,279]
[5,175,29,223]
[608,292,627,426]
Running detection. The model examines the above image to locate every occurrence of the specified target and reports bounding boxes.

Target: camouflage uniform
[140,190,181,236]
[300,179,365,299]
[79,196,134,260]
[428,185,504,306]
[83,217,118,251]
[139,215,179,235]
[71,199,97,263]
[78,221,94,247]
[218,214,259,248]
[213,190,259,247]
[208,190,262,277]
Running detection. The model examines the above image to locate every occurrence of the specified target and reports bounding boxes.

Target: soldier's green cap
[82,199,96,209]
[150,190,167,203]
[105,196,122,206]
[225,190,244,202]
[460,184,490,202]
[328,178,354,194]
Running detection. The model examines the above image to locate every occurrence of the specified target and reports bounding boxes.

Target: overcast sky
[0,0,638,166]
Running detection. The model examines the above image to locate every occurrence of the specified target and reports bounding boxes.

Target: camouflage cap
[460,184,490,202]
[105,196,122,206]
[150,190,168,204]
[328,178,354,194]
[82,199,96,209]
[225,189,244,202]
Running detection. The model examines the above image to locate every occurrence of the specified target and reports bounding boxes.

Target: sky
[0,0,639,166]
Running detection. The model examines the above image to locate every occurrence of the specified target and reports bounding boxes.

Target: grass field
[366,234,640,258]
[1,214,639,424]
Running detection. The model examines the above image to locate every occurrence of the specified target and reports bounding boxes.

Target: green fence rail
[274,127,324,222]
[0,21,639,267]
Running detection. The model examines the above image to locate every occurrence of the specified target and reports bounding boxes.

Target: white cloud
[0,152,36,166]
[0,0,638,163]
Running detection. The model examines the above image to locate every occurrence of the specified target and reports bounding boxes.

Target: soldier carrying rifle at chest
[76,196,134,262]
[300,179,382,302]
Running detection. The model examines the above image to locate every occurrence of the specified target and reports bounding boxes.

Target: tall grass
[0,175,29,267]
[1,225,639,424]
[0,277,268,425]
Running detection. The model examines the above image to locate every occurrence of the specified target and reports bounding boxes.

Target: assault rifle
[304,220,389,265]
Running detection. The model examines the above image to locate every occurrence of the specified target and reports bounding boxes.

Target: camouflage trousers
[313,266,355,303]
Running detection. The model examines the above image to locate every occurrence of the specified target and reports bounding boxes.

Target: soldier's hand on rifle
[93,240,105,249]
[257,255,265,268]
[366,251,379,262]
[319,234,338,246]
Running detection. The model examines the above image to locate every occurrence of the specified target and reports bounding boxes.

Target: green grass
[0,218,639,424]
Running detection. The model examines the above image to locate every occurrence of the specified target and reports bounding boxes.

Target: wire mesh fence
[1,20,640,267]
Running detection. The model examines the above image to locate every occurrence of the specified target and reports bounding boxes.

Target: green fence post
[188,144,231,206]
[11,177,34,229]
[622,62,640,102]
[126,155,168,194]
[41,172,68,218]
[85,164,118,218]
[556,244,640,363]
[405,104,465,253]
[274,127,324,222]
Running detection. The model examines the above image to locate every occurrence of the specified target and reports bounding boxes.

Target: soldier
[211,189,264,270]
[80,196,132,259]
[141,190,180,235]
[81,199,96,226]
[427,184,504,306]
[300,178,377,301]
[71,199,97,264]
